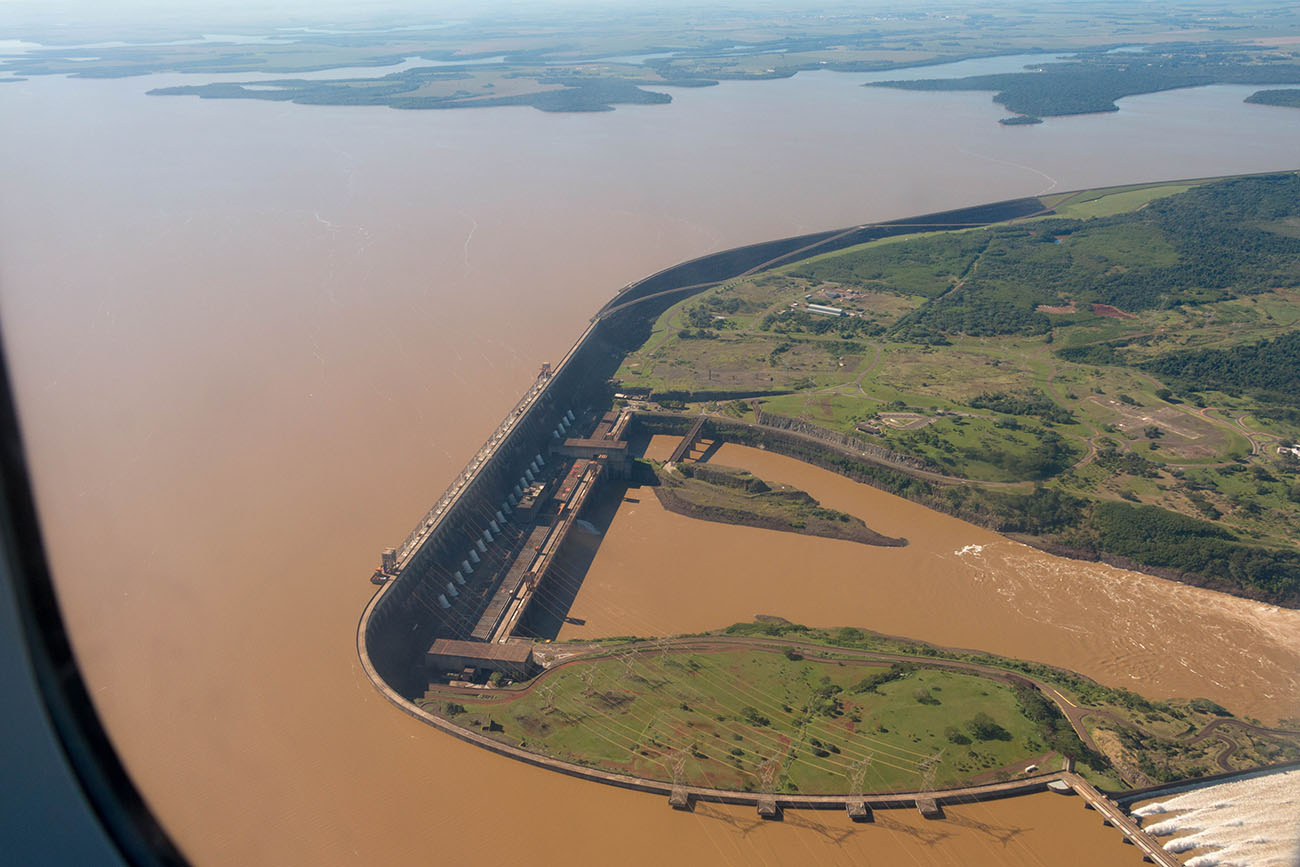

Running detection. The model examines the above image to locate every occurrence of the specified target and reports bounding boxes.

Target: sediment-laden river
[1,51,1298,864]
[561,439,1300,724]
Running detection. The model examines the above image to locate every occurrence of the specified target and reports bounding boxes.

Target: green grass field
[1044,182,1200,219]
[443,649,1046,794]
[420,623,1300,793]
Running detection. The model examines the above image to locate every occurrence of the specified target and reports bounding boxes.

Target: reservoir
[1,53,1298,864]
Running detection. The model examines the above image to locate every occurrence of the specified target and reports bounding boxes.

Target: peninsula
[652,461,907,547]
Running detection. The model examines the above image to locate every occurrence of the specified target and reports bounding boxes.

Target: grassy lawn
[1047,182,1199,219]
[761,392,880,427]
[445,649,1046,794]
[421,623,1300,794]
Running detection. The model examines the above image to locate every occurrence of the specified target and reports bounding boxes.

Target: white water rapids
[1132,768,1300,866]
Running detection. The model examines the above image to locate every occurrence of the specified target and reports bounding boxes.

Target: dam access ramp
[667,415,706,464]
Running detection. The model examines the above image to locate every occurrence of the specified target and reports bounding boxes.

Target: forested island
[8,4,1300,114]
[1246,88,1300,108]
[872,43,1300,120]
[612,173,1300,607]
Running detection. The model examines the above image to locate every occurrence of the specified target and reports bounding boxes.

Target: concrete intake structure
[359,313,633,695]
[360,193,1051,695]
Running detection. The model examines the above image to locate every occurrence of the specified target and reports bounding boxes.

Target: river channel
[560,439,1300,725]
[1,49,1298,864]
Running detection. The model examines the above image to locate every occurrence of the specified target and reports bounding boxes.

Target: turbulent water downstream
[562,440,1300,723]
[3,51,1300,865]
[1134,769,1300,866]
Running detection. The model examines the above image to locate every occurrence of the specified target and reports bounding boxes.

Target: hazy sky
[4,0,1280,41]
[0,0,1082,34]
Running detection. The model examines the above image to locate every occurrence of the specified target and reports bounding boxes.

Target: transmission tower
[918,749,945,793]
[759,753,782,794]
[848,754,872,796]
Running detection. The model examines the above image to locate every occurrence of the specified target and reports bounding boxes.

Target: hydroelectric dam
[357,195,1048,700]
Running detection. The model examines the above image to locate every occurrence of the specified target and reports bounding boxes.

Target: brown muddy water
[1,58,1298,864]
[565,439,1300,724]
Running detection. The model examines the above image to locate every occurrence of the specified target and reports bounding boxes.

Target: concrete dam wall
[363,320,625,696]
[361,194,1049,697]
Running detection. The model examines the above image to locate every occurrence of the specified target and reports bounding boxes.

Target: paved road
[1062,772,1181,867]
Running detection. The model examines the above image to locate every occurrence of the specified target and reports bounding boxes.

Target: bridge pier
[916,798,943,819]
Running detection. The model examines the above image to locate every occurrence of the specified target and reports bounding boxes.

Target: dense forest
[872,44,1300,118]
[1066,328,1300,409]
[855,174,1300,339]
[1087,502,1300,602]
[1141,332,1300,405]
[931,486,1300,605]
[969,389,1075,423]
[1246,89,1300,108]
[790,231,987,297]
[151,73,694,112]
[1055,341,1129,366]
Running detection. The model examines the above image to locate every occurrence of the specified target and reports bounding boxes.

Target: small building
[554,460,598,505]
[555,438,630,477]
[806,303,844,317]
[427,638,537,681]
[515,480,551,523]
